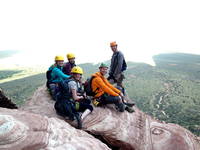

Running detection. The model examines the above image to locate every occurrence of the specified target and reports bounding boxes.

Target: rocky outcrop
[20,85,200,150]
[0,88,17,109]
[0,107,110,150]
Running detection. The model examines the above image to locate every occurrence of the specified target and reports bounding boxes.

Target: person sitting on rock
[90,63,125,112]
[46,55,70,100]
[55,66,93,129]
[63,53,76,75]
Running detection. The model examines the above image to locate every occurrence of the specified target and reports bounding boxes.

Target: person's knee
[116,86,123,91]
[114,96,121,103]
[115,86,125,95]
[49,83,56,88]
[84,98,91,104]
[49,84,56,92]
[49,84,59,100]
[87,105,93,112]
[105,96,120,104]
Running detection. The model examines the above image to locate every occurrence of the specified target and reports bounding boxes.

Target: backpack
[46,70,53,88]
[84,76,97,96]
[121,59,127,72]
[57,79,74,100]
[54,99,82,129]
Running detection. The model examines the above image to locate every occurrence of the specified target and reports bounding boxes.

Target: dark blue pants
[100,94,121,105]
[49,83,60,100]
[77,98,93,112]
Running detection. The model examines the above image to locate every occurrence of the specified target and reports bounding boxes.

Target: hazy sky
[0,0,200,66]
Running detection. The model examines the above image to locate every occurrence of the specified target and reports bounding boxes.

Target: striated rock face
[0,107,110,150]
[0,88,17,109]
[82,107,200,150]
[20,85,200,150]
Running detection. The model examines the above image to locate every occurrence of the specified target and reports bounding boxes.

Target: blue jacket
[48,65,70,83]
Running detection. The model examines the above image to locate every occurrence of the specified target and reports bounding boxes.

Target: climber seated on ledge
[46,55,70,100]
[55,66,93,128]
[90,63,125,112]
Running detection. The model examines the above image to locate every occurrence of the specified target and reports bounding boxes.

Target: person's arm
[53,68,70,79]
[94,78,119,96]
[71,89,84,101]
[104,79,121,94]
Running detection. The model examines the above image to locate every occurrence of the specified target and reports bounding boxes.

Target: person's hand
[83,93,87,98]
[107,75,112,80]
[119,92,124,97]
[78,96,84,100]
[107,73,114,80]
[118,96,123,102]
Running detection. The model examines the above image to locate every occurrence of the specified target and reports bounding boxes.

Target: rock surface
[20,85,200,150]
[0,107,110,150]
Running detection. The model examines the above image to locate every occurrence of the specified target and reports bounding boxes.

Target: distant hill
[0,52,200,136]
[0,50,19,59]
[0,70,22,80]
[0,73,45,106]
[125,53,200,136]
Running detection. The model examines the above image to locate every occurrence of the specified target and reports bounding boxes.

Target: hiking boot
[125,106,135,113]
[116,103,125,112]
[124,102,135,107]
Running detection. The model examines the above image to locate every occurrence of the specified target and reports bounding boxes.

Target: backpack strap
[91,76,99,96]
[76,80,84,95]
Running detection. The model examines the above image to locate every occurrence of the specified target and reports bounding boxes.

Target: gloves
[107,74,117,82]
[107,75,112,80]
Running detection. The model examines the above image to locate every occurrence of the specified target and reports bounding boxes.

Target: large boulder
[0,107,110,150]
[20,85,200,150]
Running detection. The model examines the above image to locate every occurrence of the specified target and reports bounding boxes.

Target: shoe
[116,103,125,112]
[124,102,135,107]
[125,106,135,113]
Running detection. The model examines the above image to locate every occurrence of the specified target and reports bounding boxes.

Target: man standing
[63,53,76,75]
[108,41,126,88]
[108,42,135,112]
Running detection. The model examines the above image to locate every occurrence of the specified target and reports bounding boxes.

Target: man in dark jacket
[108,41,135,113]
[63,53,76,75]
[108,41,126,88]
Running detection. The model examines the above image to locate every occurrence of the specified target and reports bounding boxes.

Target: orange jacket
[91,72,121,97]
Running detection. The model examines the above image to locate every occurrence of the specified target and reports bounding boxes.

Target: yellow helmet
[67,53,75,59]
[110,41,117,47]
[71,66,83,74]
[55,55,64,61]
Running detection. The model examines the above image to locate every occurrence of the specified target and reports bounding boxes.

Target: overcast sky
[0,0,200,66]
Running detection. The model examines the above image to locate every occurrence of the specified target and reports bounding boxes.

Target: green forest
[0,53,200,136]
